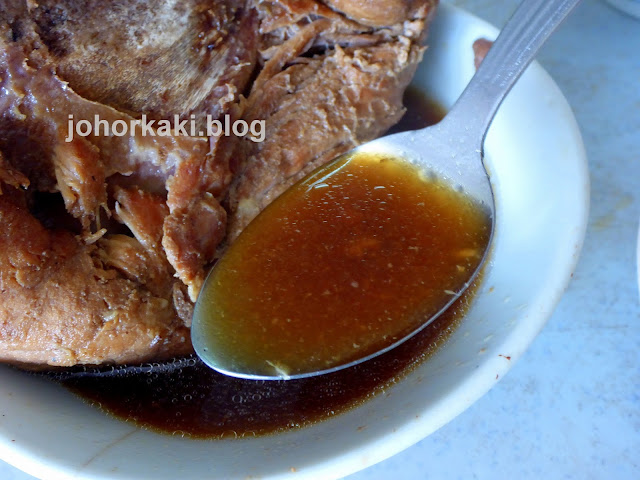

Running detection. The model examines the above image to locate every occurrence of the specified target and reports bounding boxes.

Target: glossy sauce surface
[60,90,488,438]
[196,153,491,377]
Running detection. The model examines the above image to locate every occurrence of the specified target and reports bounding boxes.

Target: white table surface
[1,0,638,479]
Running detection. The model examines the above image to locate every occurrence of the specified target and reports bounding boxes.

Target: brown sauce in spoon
[60,89,488,438]
[196,150,490,377]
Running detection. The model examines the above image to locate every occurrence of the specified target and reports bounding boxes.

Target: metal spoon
[192,0,582,380]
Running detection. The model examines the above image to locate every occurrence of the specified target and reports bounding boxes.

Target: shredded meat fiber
[0,0,437,367]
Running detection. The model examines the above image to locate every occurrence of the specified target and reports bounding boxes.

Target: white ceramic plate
[0,4,589,480]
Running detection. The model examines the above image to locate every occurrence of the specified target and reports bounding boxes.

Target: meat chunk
[324,0,427,26]
[28,0,258,123]
[0,0,437,367]
[473,38,493,69]
[0,20,226,295]
[225,0,432,240]
[0,194,193,366]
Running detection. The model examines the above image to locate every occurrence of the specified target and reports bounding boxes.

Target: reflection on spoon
[192,0,583,380]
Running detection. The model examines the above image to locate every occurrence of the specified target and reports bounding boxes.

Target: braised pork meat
[0,0,436,367]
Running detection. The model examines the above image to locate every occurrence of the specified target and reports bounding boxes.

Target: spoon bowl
[192,0,583,380]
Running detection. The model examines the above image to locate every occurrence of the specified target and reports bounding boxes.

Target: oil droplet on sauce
[195,152,491,377]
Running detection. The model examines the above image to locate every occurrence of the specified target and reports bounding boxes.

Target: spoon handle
[441,0,582,151]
